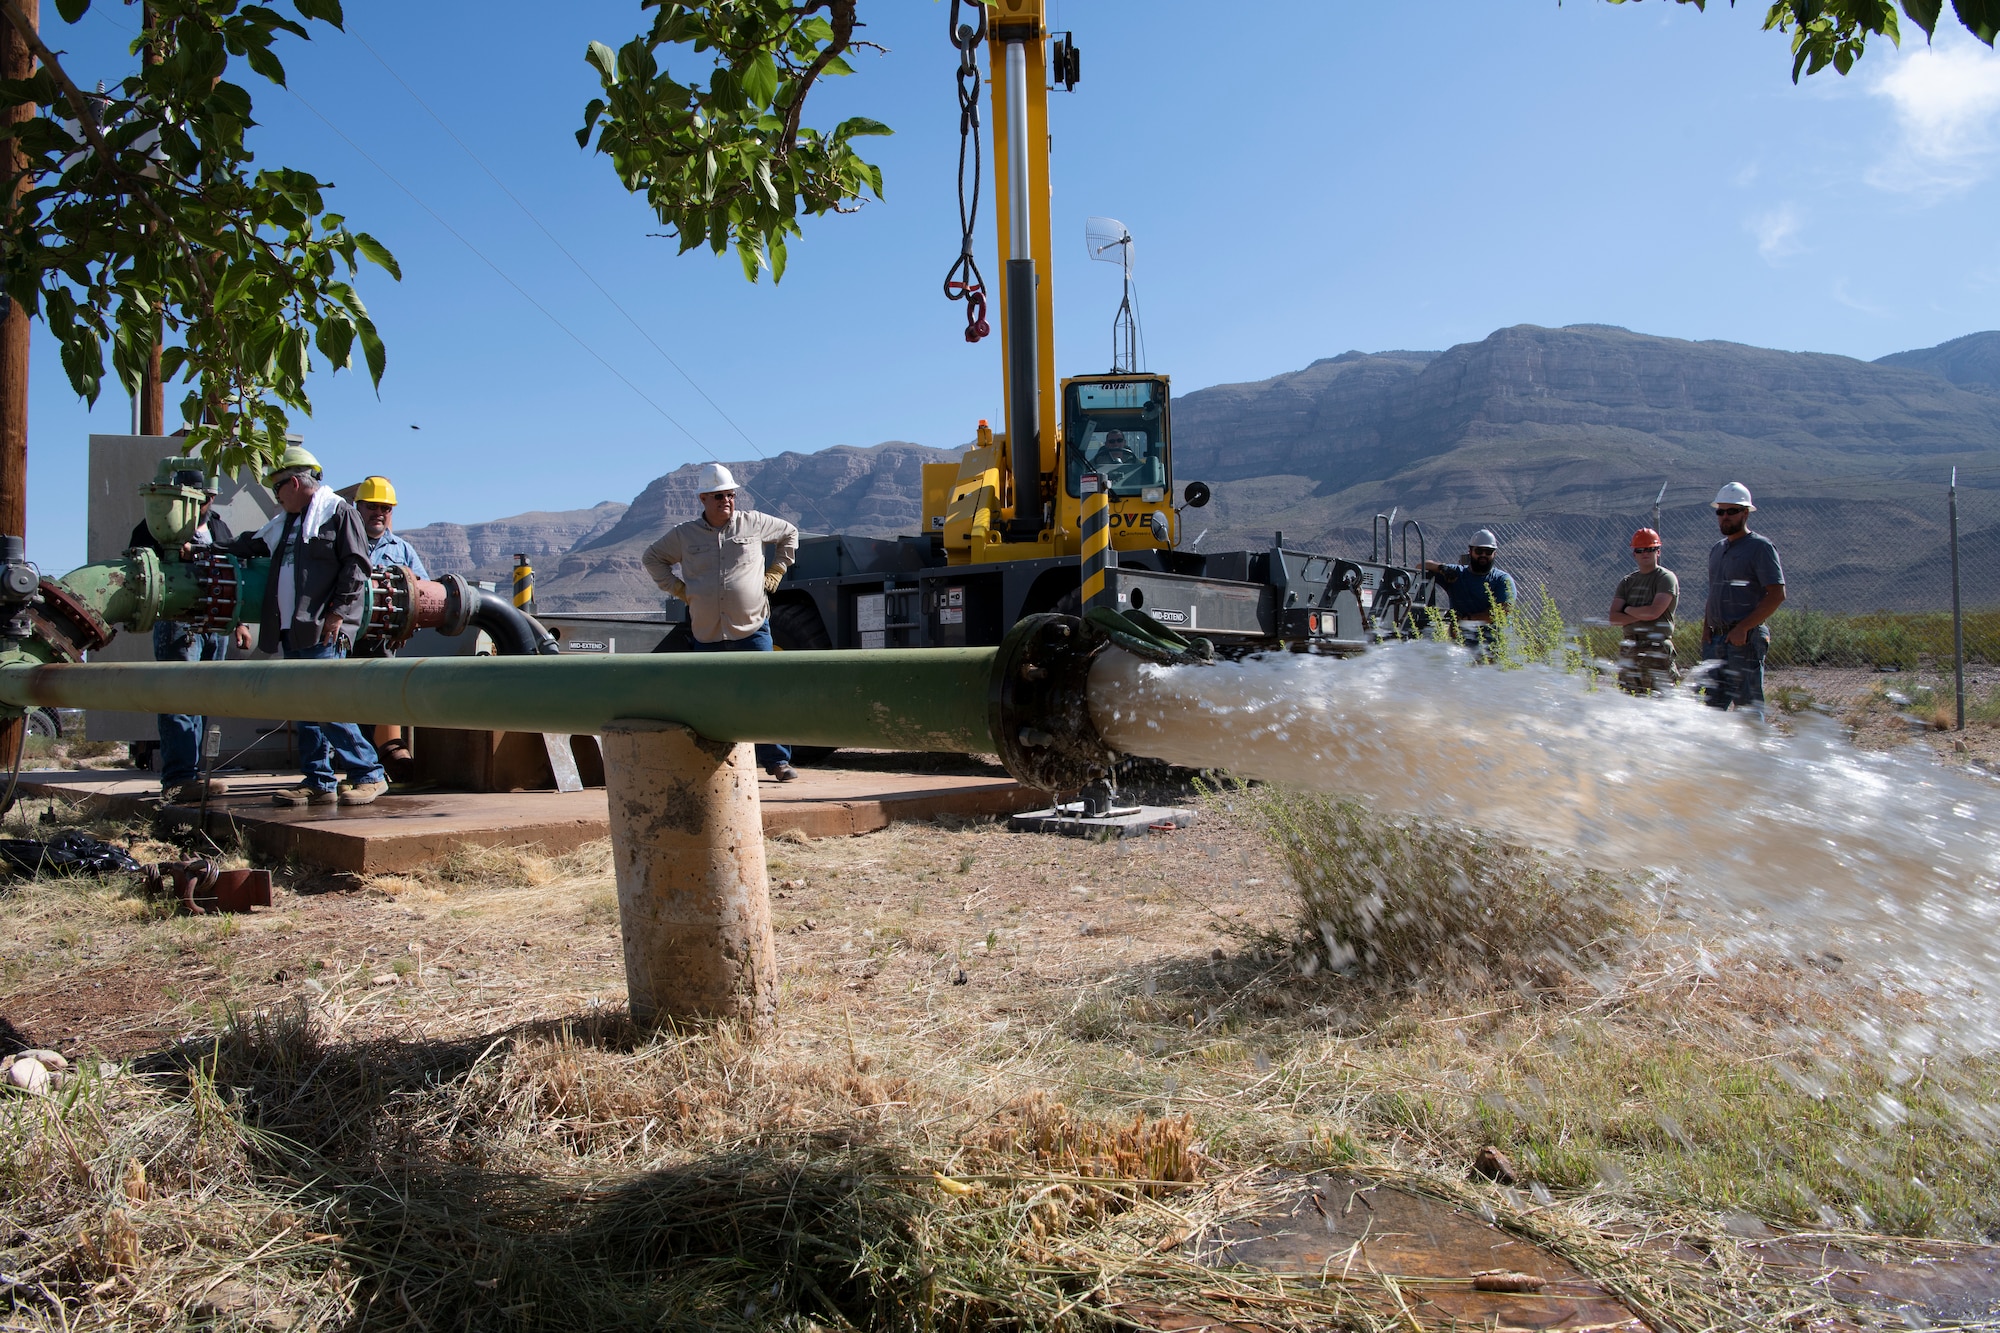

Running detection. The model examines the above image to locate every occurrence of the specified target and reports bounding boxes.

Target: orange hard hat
[1632,528,1661,550]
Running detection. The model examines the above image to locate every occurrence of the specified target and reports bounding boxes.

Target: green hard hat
[264,443,322,486]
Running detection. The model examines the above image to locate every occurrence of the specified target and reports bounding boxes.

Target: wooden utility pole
[0,0,36,775]
[139,3,162,434]
[0,0,33,534]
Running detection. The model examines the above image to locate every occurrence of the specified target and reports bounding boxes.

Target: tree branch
[775,0,853,158]
[0,0,178,236]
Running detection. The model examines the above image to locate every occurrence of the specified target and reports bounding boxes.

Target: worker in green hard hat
[227,444,388,806]
[129,469,237,804]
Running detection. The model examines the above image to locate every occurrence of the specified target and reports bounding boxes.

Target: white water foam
[1089,644,2000,1055]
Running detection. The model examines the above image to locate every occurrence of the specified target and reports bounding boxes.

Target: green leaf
[54,0,90,22]
[353,232,400,280]
[833,116,893,139]
[741,51,778,107]
[1902,0,1944,35]
[315,314,353,370]
[587,40,619,80]
[292,0,344,25]
[355,314,386,387]
[1953,0,2000,42]
[245,42,287,87]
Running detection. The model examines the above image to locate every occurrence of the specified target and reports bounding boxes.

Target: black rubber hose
[470,589,561,656]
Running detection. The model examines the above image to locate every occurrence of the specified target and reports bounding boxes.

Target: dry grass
[4,795,2000,1329]
[1239,787,1628,983]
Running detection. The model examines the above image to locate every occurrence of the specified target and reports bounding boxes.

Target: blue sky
[23,0,2000,571]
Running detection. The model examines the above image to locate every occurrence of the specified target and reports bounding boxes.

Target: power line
[85,4,831,529]
[343,27,843,534]
[347,31,775,464]
[284,86,727,467]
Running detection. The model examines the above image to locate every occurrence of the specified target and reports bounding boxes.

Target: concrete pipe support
[602,721,778,1028]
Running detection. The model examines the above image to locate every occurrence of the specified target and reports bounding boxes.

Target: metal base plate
[1008,805,1195,839]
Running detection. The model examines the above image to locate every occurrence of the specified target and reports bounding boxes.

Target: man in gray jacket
[642,463,801,780]
[228,445,387,806]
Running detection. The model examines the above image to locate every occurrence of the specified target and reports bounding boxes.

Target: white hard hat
[697,462,740,494]
[1468,529,1498,550]
[1711,481,1755,511]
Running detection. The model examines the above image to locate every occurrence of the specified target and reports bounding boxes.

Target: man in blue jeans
[153,621,231,801]
[127,473,235,803]
[641,463,801,780]
[1700,482,1786,716]
[227,445,387,805]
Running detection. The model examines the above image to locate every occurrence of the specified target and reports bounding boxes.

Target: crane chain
[941,0,989,344]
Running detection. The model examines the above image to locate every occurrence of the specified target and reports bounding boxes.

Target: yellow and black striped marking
[1080,489,1114,611]
[512,554,535,612]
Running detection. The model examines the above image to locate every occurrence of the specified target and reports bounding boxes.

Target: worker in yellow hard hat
[351,474,426,781]
[355,475,428,579]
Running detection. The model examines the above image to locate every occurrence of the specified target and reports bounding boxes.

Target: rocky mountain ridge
[397,324,2000,615]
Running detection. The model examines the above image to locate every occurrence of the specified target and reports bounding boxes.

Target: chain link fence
[1327,468,2000,721]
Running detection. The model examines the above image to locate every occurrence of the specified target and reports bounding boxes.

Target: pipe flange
[121,546,162,633]
[435,573,476,638]
[356,564,422,653]
[29,578,113,660]
[381,564,419,646]
[988,613,1114,793]
[189,551,240,633]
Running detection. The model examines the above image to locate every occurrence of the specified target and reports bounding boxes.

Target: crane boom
[986,0,1058,535]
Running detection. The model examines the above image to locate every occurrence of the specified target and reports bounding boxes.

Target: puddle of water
[1184,1171,1642,1331]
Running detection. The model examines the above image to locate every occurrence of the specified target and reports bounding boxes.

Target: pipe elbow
[469,588,560,656]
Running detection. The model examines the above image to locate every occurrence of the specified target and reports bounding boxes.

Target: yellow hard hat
[263,443,322,487]
[355,475,397,505]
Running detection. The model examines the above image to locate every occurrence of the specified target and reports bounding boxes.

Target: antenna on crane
[1084,216,1138,373]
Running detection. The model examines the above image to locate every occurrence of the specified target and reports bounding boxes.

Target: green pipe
[0,650,1000,753]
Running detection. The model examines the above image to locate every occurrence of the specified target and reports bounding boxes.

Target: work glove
[665,576,687,602]
[764,566,785,595]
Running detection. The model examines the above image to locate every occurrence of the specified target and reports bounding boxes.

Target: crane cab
[923,372,1176,566]
[1057,373,1174,554]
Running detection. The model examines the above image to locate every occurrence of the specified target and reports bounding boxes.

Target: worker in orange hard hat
[1607,527,1679,695]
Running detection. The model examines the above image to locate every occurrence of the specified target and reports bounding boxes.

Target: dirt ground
[1767,664,2000,767]
[5,768,2000,1330]
[1,809,1287,1066]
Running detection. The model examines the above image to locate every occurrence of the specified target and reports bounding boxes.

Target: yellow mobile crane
[770,0,1427,655]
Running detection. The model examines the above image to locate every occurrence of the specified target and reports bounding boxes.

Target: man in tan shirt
[642,462,802,779]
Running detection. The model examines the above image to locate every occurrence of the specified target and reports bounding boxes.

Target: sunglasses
[1714,506,1747,517]
[1635,546,1661,553]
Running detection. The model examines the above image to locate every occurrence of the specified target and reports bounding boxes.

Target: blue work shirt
[1437,563,1515,620]
[368,531,429,580]
[1703,532,1784,643]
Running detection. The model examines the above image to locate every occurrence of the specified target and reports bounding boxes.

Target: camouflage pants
[1617,626,1678,696]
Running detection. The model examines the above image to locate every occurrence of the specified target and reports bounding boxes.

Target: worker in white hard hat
[1422,528,1516,657]
[641,461,803,781]
[225,445,388,806]
[1699,482,1785,716]
[350,475,425,781]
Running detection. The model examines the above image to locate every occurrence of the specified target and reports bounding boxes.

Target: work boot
[377,739,416,783]
[769,762,799,783]
[340,780,389,806]
[272,785,337,807]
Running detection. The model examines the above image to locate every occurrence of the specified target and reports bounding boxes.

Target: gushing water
[1090,644,2000,1053]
